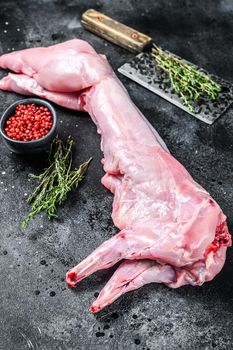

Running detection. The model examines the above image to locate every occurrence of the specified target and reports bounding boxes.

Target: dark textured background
[0,1,233,349]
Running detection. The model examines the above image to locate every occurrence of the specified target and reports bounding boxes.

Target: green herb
[21,136,92,228]
[152,45,222,112]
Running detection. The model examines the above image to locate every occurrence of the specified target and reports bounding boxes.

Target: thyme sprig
[152,45,221,112]
[21,136,92,228]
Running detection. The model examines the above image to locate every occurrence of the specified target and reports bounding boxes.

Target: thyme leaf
[21,136,92,228]
[152,45,221,112]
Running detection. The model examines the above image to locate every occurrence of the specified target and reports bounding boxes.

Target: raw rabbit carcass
[0,40,231,313]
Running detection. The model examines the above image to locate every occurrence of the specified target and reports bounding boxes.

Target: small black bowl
[0,98,57,154]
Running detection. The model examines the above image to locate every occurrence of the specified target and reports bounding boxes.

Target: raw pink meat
[0,73,85,110]
[0,40,231,313]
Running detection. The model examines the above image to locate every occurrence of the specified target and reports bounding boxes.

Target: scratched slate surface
[0,1,233,349]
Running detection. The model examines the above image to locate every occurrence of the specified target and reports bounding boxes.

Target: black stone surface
[0,1,232,349]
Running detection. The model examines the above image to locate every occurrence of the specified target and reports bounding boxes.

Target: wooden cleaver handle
[81,9,153,53]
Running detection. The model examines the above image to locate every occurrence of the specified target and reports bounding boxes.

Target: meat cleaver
[82,9,233,124]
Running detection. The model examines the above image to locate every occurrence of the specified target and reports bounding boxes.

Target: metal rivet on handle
[131,32,138,39]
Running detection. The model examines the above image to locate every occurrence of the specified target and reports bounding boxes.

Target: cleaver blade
[118,51,233,124]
